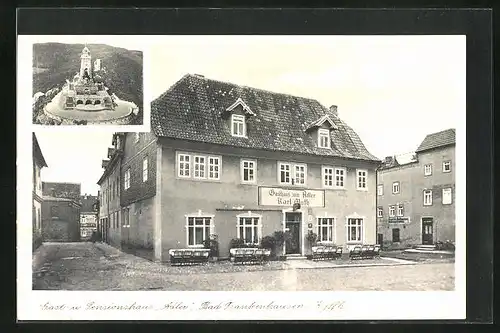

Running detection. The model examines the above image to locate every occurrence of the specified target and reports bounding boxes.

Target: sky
[34,35,465,196]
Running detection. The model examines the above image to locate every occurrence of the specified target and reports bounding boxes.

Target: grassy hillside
[33,43,143,109]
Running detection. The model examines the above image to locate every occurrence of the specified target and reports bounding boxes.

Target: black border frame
[14,7,493,325]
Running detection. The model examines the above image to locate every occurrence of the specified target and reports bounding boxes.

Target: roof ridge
[186,73,325,107]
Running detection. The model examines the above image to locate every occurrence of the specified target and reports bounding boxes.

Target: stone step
[285,255,307,260]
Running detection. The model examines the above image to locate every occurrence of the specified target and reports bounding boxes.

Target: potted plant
[203,234,219,262]
[228,238,245,260]
[272,231,287,261]
[305,230,318,259]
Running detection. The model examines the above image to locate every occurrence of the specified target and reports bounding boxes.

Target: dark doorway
[392,228,400,243]
[422,218,434,245]
[85,100,92,105]
[377,233,383,246]
[76,100,83,105]
[285,212,301,254]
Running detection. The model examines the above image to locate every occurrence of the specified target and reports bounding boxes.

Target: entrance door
[422,218,434,245]
[285,212,301,254]
[377,233,383,246]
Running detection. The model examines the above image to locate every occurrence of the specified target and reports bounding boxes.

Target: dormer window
[318,129,330,148]
[231,114,246,137]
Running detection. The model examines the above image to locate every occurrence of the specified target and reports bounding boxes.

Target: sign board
[258,187,325,207]
[388,217,409,224]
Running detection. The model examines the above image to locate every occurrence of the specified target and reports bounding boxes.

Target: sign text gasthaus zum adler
[258,187,325,207]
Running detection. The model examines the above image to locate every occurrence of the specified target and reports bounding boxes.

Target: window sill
[187,244,206,249]
[356,188,368,192]
[323,186,346,190]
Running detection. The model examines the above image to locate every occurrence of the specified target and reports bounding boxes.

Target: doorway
[377,233,383,246]
[422,218,434,245]
[285,212,301,255]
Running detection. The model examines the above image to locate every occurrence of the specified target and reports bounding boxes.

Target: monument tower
[80,45,92,80]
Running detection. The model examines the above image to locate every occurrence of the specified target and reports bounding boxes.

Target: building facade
[80,194,98,240]
[99,74,380,261]
[41,197,81,242]
[376,129,456,248]
[97,134,124,247]
[33,134,48,250]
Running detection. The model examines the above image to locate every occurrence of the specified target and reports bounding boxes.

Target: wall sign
[258,187,325,207]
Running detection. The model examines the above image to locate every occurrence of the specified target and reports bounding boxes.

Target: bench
[349,244,381,260]
[230,248,271,265]
[311,245,343,260]
[168,248,210,266]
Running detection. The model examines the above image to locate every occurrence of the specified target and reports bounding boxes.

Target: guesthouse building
[99,74,380,261]
[33,133,48,250]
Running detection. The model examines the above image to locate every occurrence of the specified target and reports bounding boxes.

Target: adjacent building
[33,133,48,250]
[376,128,456,248]
[41,182,82,242]
[98,74,380,261]
[80,194,98,240]
[97,134,124,247]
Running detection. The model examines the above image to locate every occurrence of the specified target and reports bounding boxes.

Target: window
[357,169,367,190]
[347,218,363,243]
[377,184,383,196]
[377,207,383,218]
[423,190,433,206]
[443,161,451,173]
[231,114,246,137]
[318,129,330,148]
[442,188,452,205]
[392,181,400,194]
[124,169,131,189]
[241,159,256,183]
[194,156,206,179]
[122,209,130,228]
[178,154,191,178]
[335,168,346,188]
[317,218,334,242]
[208,156,220,180]
[279,163,291,184]
[397,204,404,217]
[178,153,221,180]
[322,167,334,187]
[424,164,432,176]
[237,216,260,244]
[134,132,140,143]
[294,164,306,185]
[187,216,212,246]
[142,157,148,182]
[392,228,400,242]
[389,206,396,217]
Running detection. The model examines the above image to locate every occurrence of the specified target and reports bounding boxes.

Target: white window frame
[278,162,291,185]
[334,167,346,188]
[124,169,130,190]
[193,155,206,179]
[424,164,432,176]
[318,128,331,148]
[423,189,433,206]
[185,214,214,248]
[207,156,221,180]
[377,184,384,196]
[294,164,307,186]
[377,207,383,218]
[231,114,246,137]
[392,181,400,194]
[322,166,334,188]
[389,205,396,217]
[317,217,335,243]
[241,159,257,184]
[346,217,363,243]
[356,169,368,191]
[442,161,451,173]
[397,204,404,217]
[142,157,148,182]
[177,153,191,178]
[134,132,140,143]
[442,188,452,205]
[236,212,262,245]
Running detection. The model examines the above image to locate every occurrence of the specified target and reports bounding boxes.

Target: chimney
[384,156,393,164]
[102,159,110,169]
[329,105,338,116]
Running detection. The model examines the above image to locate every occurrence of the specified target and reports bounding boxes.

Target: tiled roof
[42,182,81,202]
[43,196,81,205]
[80,195,98,212]
[415,128,456,153]
[151,74,379,162]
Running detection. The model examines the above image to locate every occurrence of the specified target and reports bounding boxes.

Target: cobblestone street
[33,242,455,291]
